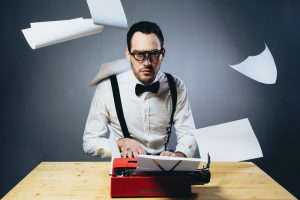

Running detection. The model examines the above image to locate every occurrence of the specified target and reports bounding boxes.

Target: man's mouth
[140,69,153,75]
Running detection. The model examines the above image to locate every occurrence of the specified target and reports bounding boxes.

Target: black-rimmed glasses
[129,48,165,62]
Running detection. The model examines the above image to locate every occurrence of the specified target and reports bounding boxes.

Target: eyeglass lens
[131,49,163,62]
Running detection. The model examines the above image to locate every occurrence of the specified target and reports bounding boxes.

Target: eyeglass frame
[129,48,165,62]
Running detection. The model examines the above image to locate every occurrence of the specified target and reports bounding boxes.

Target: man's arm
[83,82,111,158]
[172,77,197,158]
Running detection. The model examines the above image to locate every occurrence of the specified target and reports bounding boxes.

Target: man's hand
[160,151,186,157]
[160,150,175,157]
[117,138,145,158]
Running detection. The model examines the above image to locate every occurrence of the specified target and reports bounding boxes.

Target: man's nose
[143,55,151,66]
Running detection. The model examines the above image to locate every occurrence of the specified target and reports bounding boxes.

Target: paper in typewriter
[136,155,201,172]
[194,118,263,162]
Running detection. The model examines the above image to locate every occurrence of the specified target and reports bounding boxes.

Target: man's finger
[160,151,171,156]
[133,151,139,158]
[121,147,127,157]
[129,147,138,158]
[160,151,174,157]
[127,148,133,158]
[122,150,128,158]
[137,147,145,155]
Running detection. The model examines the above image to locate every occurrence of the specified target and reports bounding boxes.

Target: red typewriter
[110,155,211,197]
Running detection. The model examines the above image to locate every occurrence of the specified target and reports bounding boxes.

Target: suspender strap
[109,75,131,138]
[164,72,177,150]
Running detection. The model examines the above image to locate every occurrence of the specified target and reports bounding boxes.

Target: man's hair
[127,21,164,51]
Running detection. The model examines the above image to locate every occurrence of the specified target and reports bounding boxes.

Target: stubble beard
[131,62,157,85]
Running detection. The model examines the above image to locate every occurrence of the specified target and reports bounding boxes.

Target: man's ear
[125,48,130,61]
[161,48,166,58]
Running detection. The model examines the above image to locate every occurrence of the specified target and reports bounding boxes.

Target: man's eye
[152,51,160,57]
[135,52,144,58]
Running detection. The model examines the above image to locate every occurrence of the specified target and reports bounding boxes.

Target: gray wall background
[1,0,299,198]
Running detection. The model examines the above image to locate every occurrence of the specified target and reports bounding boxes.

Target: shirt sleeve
[172,77,197,158]
[83,81,112,158]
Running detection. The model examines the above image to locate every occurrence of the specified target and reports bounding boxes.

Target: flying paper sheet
[30,18,83,28]
[136,155,201,172]
[87,0,128,28]
[87,58,130,87]
[22,18,104,49]
[194,118,263,162]
[229,44,277,84]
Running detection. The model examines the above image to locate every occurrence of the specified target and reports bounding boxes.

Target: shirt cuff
[95,146,112,158]
[83,138,112,158]
[175,143,197,158]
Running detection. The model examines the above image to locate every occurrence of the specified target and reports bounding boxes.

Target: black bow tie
[135,81,160,96]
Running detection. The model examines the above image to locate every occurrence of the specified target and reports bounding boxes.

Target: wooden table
[2,162,296,200]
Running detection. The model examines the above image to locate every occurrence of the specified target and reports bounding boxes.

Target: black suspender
[164,72,177,150]
[109,73,177,149]
[109,75,131,138]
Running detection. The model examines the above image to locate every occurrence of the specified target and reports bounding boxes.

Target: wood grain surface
[2,162,296,200]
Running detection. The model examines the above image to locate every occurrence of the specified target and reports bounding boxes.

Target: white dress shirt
[83,70,197,158]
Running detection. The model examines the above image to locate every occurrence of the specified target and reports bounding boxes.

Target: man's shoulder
[94,77,111,94]
[96,70,131,88]
[161,72,186,90]
[116,70,132,80]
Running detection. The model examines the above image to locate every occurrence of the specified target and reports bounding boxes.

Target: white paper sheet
[229,44,277,84]
[22,18,103,49]
[86,0,128,28]
[136,155,201,172]
[194,118,263,162]
[30,18,83,28]
[87,58,130,87]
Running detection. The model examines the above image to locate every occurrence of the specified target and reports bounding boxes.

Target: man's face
[126,32,165,85]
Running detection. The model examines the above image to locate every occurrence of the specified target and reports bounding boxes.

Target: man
[83,21,197,158]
